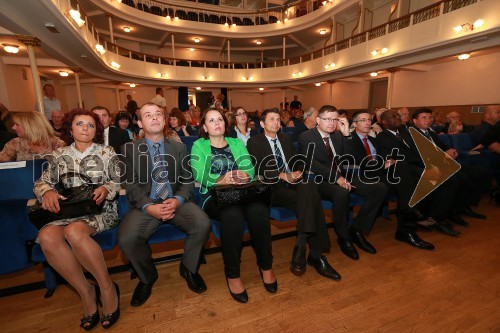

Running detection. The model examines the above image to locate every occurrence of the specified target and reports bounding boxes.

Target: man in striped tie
[119,103,211,307]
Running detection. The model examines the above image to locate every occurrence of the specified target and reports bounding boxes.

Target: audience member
[443,111,474,133]
[369,108,386,137]
[189,105,202,129]
[224,111,235,128]
[126,94,138,116]
[292,107,318,141]
[290,95,302,111]
[472,105,500,144]
[0,111,65,162]
[210,93,226,112]
[50,110,64,135]
[229,107,258,145]
[191,108,276,303]
[447,120,464,134]
[298,105,387,260]
[280,110,294,127]
[119,103,211,307]
[35,84,61,120]
[34,108,121,330]
[247,108,341,281]
[0,102,13,132]
[91,106,131,154]
[151,87,167,112]
[169,108,193,137]
[397,107,411,128]
[114,111,135,140]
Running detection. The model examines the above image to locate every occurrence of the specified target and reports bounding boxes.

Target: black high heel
[100,282,120,329]
[226,278,248,303]
[80,284,100,331]
[259,269,278,294]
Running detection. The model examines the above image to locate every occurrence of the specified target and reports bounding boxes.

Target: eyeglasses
[236,112,247,117]
[318,117,339,123]
[354,118,372,123]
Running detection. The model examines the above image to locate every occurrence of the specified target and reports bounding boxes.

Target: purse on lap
[210,180,272,209]
[29,172,104,229]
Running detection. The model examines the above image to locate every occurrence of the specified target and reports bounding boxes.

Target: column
[227,40,231,64]
[18,35,43,114]
[106,14,114,43]
[72,68,83,108]
[227,89,232,111]
[115,86,120,111]
[327,80,335,105]
[358,0,365,34]
[281,88,286,110]
[282,36,286,64]
[386,69,397,109]
[171,33,175,61]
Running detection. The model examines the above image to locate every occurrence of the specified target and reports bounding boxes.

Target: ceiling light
[69,9,85,27]
[232,23,236,27]
[277,19,281,24]
[2,44,19,54]
[473,19,484,29]
[324,63,335,70]
[256,40,262,45]
[259,88,264,91]
[166,15,171,20]
[156,72,162,77]
[371,50,378,56]
[95,44,106,55]
[322,1,327,5]
[196,87,201,90]
[224,22,229,27]
[381,47,388,54]
[193,37,200,43]
[110,61,121,69]
[453,25,463,32]
[129,83,136,88]
[174,16,179,21]
[284,18,288,23]
[458,53,471,60]
[315,83,321,87]
[123,27,131,33]
[292,72,303,78]
[370,72,378,77]
[189,48,195,52]
[319,29,327,35]
[59,71,69,77]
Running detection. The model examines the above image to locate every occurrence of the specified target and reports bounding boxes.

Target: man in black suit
[91,106,131,154]
[343,110,434,250]
[118,103,211,307]
[247,109,340,281]
[410,108,489,222]
[298,105,387,260]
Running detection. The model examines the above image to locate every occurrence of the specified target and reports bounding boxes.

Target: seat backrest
[438,133,451,148]
[180,136,199,154]
[449,133,475,152]
[0,159,47,201]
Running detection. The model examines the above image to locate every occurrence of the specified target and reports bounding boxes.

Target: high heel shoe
[80,284,100,331]
[100,282,120,329]
[226,278,248,303]
[259,269,278,294]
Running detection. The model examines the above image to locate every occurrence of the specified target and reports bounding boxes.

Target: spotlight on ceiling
[2,44,19,54]
[319,29,327,35]
[59,71,69,77]
[193,37,200,43]
[370,72,378,77]
[129,83,136,88]
[259,88,264,91]
[123,26,131,33]
[256,40,262,45]
[458,53,471,60]
[315,83,321,87]
[196,87,202,90]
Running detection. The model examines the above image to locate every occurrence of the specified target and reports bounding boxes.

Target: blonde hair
[12,111,56,145]
[448,120,463,134]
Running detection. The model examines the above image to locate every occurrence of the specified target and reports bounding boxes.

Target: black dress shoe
[226,279,248,303]
[462,207,487,220]
[350,228,377,254]
[337,238,359,260]
[259,270,278,294]
[307,255,341,281]
[130,277,156,307]
[289,246,306,276]
[395,231,435,250]
[448,214,469,227]
[179,263,207,294]
[431,218,460,237]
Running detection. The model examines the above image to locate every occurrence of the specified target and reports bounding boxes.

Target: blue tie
[272,139,285,172]
[152,142,172,201]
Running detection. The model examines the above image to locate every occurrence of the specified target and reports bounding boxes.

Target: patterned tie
[323,137,334,160]
[272,139,285,172]
[362,137,373,160]
[152,142,172,200]
[423,130,433,141]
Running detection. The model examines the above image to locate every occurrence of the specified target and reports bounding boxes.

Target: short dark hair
[61,108,104,145]
[261,108,280,121]
[90,106,110,116]
[114,111,132,128]
[351,110,370,121]
[169,108,187,127]
[156,87,163,94]
[198,108,229,139]
[412,107,433,120]
[318,105,337,117]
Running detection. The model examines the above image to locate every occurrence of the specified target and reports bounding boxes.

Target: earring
[70,131,73,138]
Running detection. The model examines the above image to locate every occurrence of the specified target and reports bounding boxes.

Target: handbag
[210,180,272,209]
[29,172,104,229]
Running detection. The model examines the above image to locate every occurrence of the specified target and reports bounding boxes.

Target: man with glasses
[298,105,387,261]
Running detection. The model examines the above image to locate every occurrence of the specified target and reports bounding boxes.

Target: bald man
[443,111,474,133]
[472,105,500,144]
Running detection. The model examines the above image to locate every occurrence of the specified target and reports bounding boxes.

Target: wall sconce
[196,87,202,90]
[324,63,335,70]
[69,9,85,27]
[292,72,303,78]
[458,53,471,60]
[283,18,288,23]
[123,27,131,33]
[59,71,69,77]
[319,29,327,35]
[259,88,264,91]
[242,76,253,81]
[315,83,322,87]
[202,75,211,80]
[193,37,201,43]
[454,19,483,32]
[370,72,378,77]
[256,40,262,45]
[110,61,121,69]
[189,48,195,52]
[166,15,179,21]
[95,44,106,55]
[2,44,19,54]
[224,22,237,28]
[156,72,168,78]
[371,48,389,56]
[129,83,136,88]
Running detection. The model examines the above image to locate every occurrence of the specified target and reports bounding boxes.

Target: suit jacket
[109,126,131,155]
[343,132,385,179]
[298,127,346,182]
[122,138,193,210]
[247,133,302,181]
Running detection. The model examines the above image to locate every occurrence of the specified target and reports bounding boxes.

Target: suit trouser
[204,199,272,279]
[271,181,331,252]
[118,202,211,284]
[318,179,387,239]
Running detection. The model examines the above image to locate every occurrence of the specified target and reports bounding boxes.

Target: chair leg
[41,262,58,298]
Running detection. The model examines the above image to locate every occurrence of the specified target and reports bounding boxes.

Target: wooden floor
[1,199,499,332]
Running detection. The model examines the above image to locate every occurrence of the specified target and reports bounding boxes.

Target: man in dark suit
[298,105,387,260]
[344,110,434,250]
[410,108,489,222]
[91,106,131,154]
[247,109,340,281]
[118,103,211,307]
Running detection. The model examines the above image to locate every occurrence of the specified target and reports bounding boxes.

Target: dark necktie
[362,137,373,160]
[423,130,433,141]
[323,137,334,160]
[272,139,285,172]
[152,142,172,200]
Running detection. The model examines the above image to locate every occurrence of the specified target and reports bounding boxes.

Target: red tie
[323,137,334,160]
[362,137,373,160]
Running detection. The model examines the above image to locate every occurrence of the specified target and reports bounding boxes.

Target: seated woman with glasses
[228,107,259,145]
[191,108,277,303]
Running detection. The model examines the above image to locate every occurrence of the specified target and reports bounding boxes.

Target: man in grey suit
[119,103,211,307]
